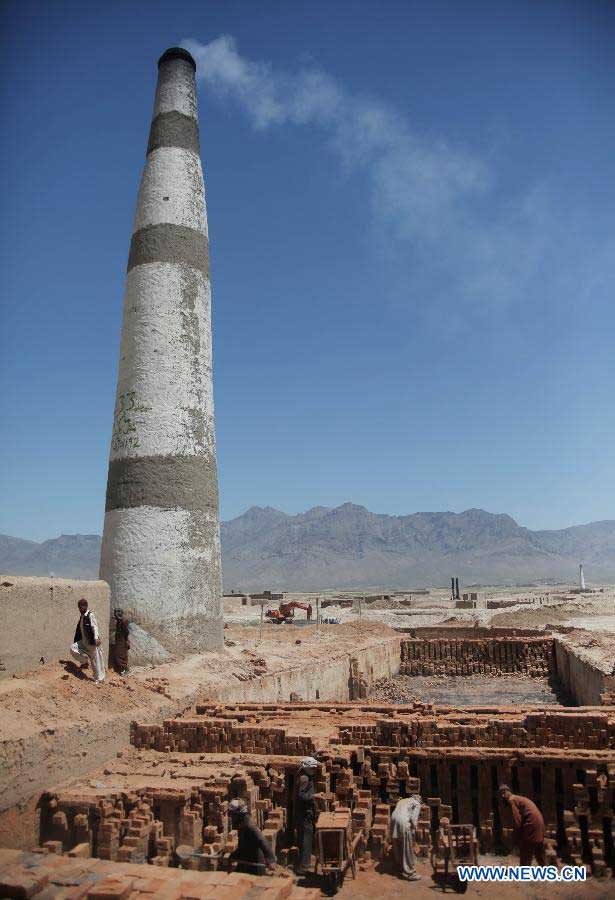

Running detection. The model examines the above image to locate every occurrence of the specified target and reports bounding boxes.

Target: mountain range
[2,504,614,590]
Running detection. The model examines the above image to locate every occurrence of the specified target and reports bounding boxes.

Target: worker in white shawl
[390,794,422,881]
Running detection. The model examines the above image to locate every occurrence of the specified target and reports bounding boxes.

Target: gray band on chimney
[105,454,219,512]
[127,224,210,276]
[147,111,200,155]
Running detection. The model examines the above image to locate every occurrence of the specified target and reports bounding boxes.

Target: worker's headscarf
[114,608,124,619]
[228,798,248,817]
[299,756,319,772]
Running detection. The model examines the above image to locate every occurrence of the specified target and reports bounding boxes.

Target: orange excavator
[265,601,313,624]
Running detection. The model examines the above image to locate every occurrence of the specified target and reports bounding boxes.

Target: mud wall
[554,638,615,706]
[210,635,402,703]
[0,576,110,679]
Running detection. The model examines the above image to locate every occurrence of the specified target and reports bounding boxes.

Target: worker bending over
[390,794,422,881]
[228,799,276,875]
[70,598,105,683]
[498,784,546,865]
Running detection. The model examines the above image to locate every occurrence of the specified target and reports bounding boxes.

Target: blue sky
[1,0,614,541]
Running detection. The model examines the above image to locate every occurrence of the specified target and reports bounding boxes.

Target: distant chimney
[579,564,586,591]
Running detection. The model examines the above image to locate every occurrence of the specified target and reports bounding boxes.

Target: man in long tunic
[70,598,105,683]
[499,784,546,865]
[390,794,422,881]
[112,608,130,675]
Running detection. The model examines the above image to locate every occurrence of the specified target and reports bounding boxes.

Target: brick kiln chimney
[99,47,223,652]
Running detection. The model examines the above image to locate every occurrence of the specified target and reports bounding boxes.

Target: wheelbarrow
[430,820,478,893]
[314,809,357,895]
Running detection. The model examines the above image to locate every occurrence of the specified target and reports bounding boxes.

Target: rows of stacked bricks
[400,637,555,677]
[0,848,322,900]
[47,745,615,876]
[336,710,615,749]
[131,718,317,755]
[131,705,615,753]
[325,747,615,876]
[41,767,292,874]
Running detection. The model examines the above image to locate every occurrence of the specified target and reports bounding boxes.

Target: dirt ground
[369,673,570,706]
[330,856,614,899]
[0,620,396,742]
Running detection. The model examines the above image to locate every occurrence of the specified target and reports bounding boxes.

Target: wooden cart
[430,821,478,893]
[315,809,357,894]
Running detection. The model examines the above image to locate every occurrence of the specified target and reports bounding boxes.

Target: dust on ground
[332,856,613,899]
[370,673,570,706]
[0,620,396,742]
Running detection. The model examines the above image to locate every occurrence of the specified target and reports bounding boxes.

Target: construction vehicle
[265,601,313,624]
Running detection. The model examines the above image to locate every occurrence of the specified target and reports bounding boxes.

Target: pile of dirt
[489,596,615,629]
[369,676,420,704]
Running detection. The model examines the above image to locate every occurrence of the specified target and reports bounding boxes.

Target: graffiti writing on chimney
[112,391,152,453]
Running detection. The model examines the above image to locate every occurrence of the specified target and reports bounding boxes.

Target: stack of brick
[336,709,614,750]
[572,780,608,877]
[324,744,615,874]
[152,834,174,866]
[0,849,323,900]
[563,811,584,869]
[38,700,615,878]
[399,637,555,677]
[414,803,432,857]
[97,815,121,862]
[262,806,286,856]
[117,801,156,864]
[131,717,317,756]
[369,804,391,859]
[351,789,373,837]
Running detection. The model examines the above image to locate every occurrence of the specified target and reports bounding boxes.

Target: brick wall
[337,709,614,749]
[132,705,615,754]
[131,717,317,756]
[400,637,554,677]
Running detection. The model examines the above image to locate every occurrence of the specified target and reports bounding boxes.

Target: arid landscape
[2,5,615,898]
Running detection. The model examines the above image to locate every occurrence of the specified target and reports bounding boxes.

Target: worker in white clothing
[70,598,105,683]
[390,794,422,881]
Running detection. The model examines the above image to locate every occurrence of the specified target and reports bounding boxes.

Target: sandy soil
[0,621,394,741]
[331,856,613,899]
[369,674,569,706]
